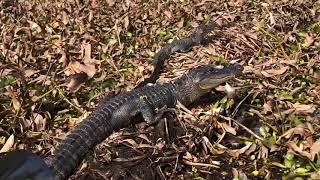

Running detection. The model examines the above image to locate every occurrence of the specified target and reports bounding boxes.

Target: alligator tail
[50,107,113,180]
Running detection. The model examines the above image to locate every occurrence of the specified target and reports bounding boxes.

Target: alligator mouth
[199,75,235,90]
[198,64,243,90]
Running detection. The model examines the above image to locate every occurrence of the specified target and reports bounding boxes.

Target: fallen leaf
[258,145,269,159]
[164,11,172,19]
[28,20,42,34]
[263,101,273,113]
[287,141,311,159]
[0,134,14,153]
[292,103,316,114]
[225,83,235,98]
[66,73,88,92]
[310,138,320,161]
[228,143,253,157]
[280,124,309,139]
[33,113,46,131]
[261,66,289,77]
[4,87,21,112]
[222,122,237,135]
[314,72,320,80]
[302,35,314,47]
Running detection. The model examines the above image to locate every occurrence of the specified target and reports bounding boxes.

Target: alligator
[48,63,243,179]
[138,24,216,87]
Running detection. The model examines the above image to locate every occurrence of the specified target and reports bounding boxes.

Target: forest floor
[0,0,320,179]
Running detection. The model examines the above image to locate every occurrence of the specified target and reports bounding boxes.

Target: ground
[0,0,320,179]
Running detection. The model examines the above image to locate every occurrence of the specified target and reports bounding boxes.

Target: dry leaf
[228,143,253,157]
[33,113,47,131]
[225,83,235,98]
[0,134,14,153]
[263,101,273,113]
[314,72,320,80]
[258,145,269,159]
[66,73,88,92]
[261,66,289,77]
[287,141,311,159]
[123,16,129,30]
[302,35,314,47]
[4,87,21,112]
[222,122,237,135]
[310,138,320,161]
[280,124,308,139]
[292,103,316,114]
[164,11,172,19]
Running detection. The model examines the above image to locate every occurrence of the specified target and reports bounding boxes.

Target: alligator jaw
[199,64,243,90]
[199,75,235,90]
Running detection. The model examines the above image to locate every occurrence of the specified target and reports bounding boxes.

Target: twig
[231,91,252,118]
[182,159,219,168]
[218,115,264,141]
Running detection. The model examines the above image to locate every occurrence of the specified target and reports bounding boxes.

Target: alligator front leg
[133,97,176,124]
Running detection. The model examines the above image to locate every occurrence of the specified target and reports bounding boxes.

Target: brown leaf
[292,103,316,114]
[222,122,236,135]
[280,124,308,139]
[66,73,88,92]
[311,138,320,161]
[261,66,289,77]
[225,83,236,98]
[33,113,47,131]
[62,11,69,25]
[287,141,311,159]
[4,87,21,112]
[164,11,172,19]
[0,134,14,153]
[228,143,253,157]
[302,35,314,47]
[24,69,39,77]
[314,72,320,80]
[123,16,129,30]
[263,101,273,113]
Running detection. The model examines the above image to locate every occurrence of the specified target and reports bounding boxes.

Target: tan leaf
[314,72,320,80]
[0,134,14,153]
[28,21,42,34]
[228,143,253,157]
[287,141,311,159]
[123,16,129,30]
[33,113,46,131]
[4,87,21,112]
[164,11,172,19]
[261,66,289,77]
[225,83,235,98]
[24,69,39,77]
[222,122,236,135]
[310,138,320,161]
[280,124,307,139]
[66,73,88,92]
[302,35,314,48]
[83,43,92,65]
[263,101,273,113]
[292,103,316,114]
[258,145,269,159]
[58,50,68,67]
[62,11,69,25]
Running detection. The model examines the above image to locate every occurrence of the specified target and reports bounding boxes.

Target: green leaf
[275,91,293,100]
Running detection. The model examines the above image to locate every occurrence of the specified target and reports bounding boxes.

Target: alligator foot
[152,106,177,125]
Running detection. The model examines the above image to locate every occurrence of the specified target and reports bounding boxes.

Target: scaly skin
[50,64,244,180]
[138,24,215,87]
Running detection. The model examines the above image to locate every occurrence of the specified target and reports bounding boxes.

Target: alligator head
[174,63,244,106]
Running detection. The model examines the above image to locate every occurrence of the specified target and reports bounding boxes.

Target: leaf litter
[0,0,320,179]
